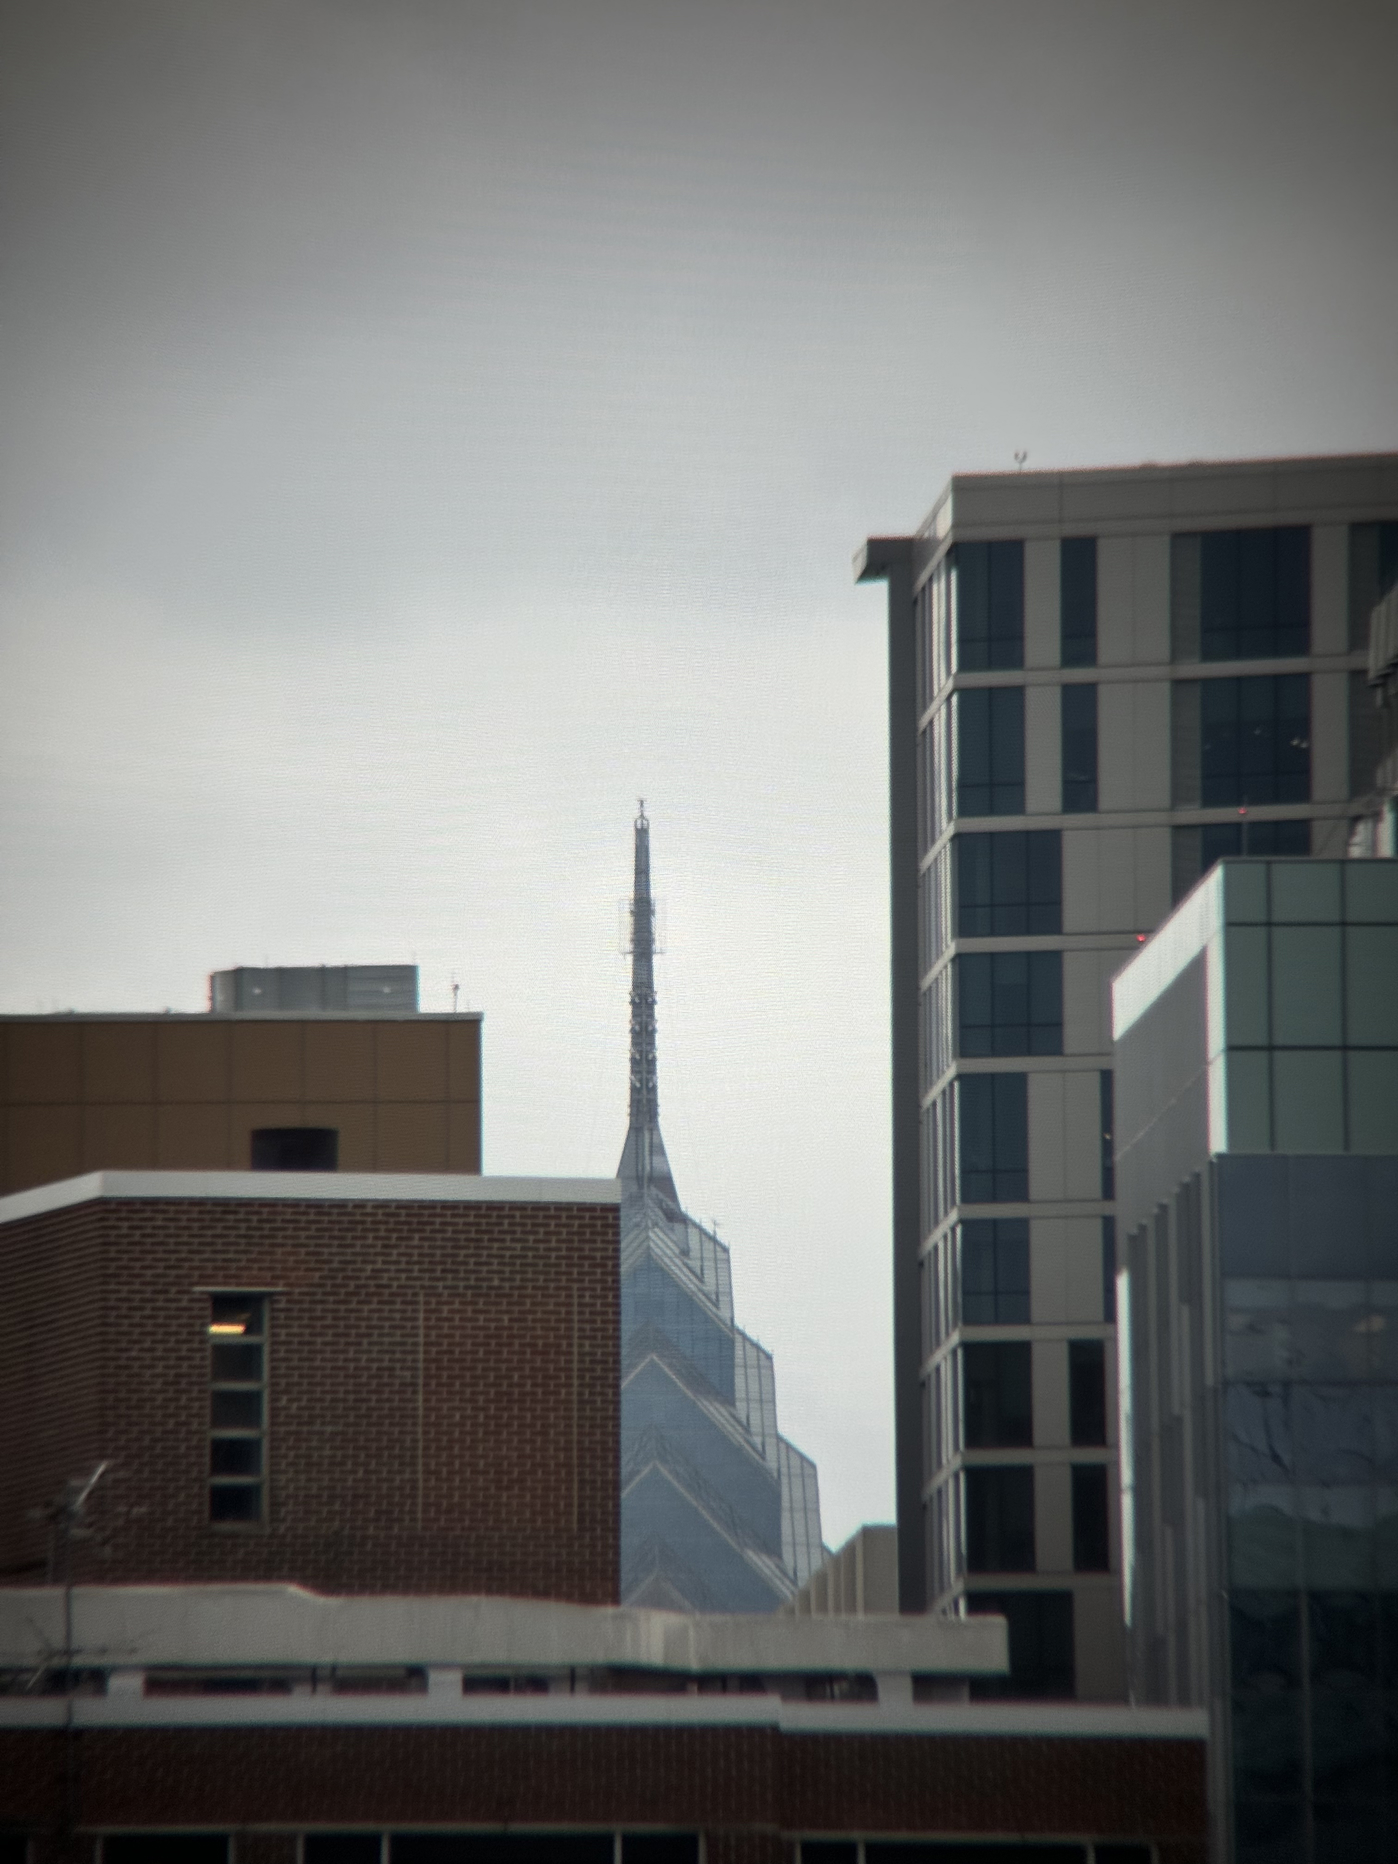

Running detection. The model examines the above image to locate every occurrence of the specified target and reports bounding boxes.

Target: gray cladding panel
[1114,952,1209,1238]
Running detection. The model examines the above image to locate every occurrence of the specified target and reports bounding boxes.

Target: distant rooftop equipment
[209,965,419,1014]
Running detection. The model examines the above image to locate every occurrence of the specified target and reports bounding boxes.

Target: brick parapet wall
[0,1197,618,1601]
[0,1726,1207,1860]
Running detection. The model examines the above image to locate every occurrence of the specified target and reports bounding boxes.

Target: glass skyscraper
[617,807,824,1612]
[1113,857,1398,1864]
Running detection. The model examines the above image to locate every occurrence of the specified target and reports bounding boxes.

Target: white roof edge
[1111,865,1222,1041]
[0,1171,621,1226]
[0,1010,483,1022]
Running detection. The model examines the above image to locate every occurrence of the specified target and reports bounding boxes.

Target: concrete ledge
[0,1586,1000,1677]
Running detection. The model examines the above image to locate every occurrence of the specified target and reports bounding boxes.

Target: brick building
[0,1008,482,1197]
[0,1170,1207,1858]
[0,1171,617,1600]
[0,1586,1206,1862]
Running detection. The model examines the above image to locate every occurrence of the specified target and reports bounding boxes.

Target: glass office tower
[1113,857,1398,1864]
[858,453,1398,1698]
[617,808,823,1611]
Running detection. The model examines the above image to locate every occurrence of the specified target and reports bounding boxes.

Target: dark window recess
[1200,674,1310,807]
[961,1219,1031,1325]
[209,1294,266,1527]
[1101,1217,1117,1323]
[1095,1848,1154,1864]
[955,687,1025,817]
[1060,537,1097,668]
[305,1841,383,1864]
[1099,1070,1114,1201]
[867,1849,1087,1864]
[621,1840,702,1864]
[957,952,1062,1058]
[1201,817,1310,870]
[1068,1339,1108,1446]
[103,1843,231,1864]
[963,1342,1033,1448]
[1200,526,1310,660]
[964,1465,1036,1572]
[251,1126,338,1171]
[1060,683,1098,813]
[967,1590,1075,1700]
[798,1848,859,1864]
[1071,1464,1111,1572]
[957,1074,1028,1204]
[956,830,1061,936]
[393,1840,616,1864]
[954,539,1025,671]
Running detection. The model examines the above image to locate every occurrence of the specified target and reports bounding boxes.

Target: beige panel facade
[1023,684,1061,814]
[0,1014,483,1196]
[882,451,1397,1705]
[1023,538,1059,669]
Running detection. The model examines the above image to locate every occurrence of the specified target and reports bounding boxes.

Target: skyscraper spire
[617,801,679,1209]
[615,804,824,1610]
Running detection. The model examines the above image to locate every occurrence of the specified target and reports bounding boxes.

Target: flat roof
[0,1169,620,1227]
[0,1010,481,1023]
[856,449,1398,563]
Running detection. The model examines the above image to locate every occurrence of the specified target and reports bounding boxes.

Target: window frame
[208,1291,269,1529]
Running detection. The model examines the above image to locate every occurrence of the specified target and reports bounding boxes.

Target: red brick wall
[0,1725,1207,1860]
[0,1196,618,1600]
[0,1202,105,1581]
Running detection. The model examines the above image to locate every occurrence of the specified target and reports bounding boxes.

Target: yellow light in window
[209,1321,247,1336]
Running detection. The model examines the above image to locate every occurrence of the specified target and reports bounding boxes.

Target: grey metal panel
[1170,682,1201,807]
[1169,535,1201,663]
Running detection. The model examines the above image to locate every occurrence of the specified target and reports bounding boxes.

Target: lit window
[209,1294,267,1525]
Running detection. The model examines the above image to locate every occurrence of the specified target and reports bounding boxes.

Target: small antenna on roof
[1014,450,1028,471]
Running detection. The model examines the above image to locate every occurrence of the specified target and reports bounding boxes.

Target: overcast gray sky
[3,0,1396,1546]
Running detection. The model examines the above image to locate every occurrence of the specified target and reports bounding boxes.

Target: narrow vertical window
[1068,1338,1108,1446]
[1060,537,1097,667]
[1061,683,1098,812]
[1071,1464,1111,1571]
[209,1294,267,1524]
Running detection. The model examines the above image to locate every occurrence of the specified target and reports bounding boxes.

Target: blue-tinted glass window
[957,1073,1028,1203]
[1231,1591,1303,1692]
[1071,1463,1110,1571]
[621,1258,735,1403]
[955,687,1025,816]
[1060,536,1097,667]
[957,952,1062,1056]
[955,830,1061,936]
[955,540,1025,671]
[1201,818,1310,871]
[1200,675,1310,806]
[964,1466,1036,1572]
[960,1218,1031,1324]
[1200,526,1310,660]
[1061,683,1098,813]
[963,1342,1033,1448]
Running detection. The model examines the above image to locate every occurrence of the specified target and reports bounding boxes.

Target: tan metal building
[0,1008,482,1194]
